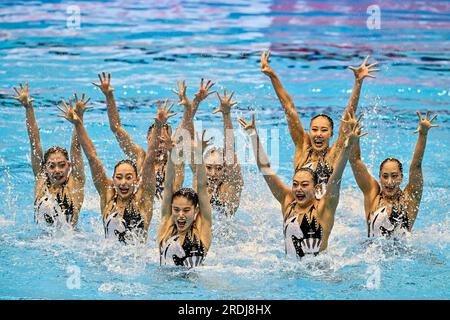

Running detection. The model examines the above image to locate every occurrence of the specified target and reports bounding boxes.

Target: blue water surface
[0,0,449,299]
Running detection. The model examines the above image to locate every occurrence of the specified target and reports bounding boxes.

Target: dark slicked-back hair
[294,167,318,186]
[147,123,172,138]
[310,114,334,133]
[172,187,199,207]
[114,159,138,176]
[379,158,403,177]
[43,146,69,165]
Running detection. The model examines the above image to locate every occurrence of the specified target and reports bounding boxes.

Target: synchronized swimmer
[11,51,438,267]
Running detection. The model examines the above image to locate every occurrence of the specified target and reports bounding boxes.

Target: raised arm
[321,115,367,216]
[260,50,307,149]
[160,133,178,220]
[70,93,93,185]
[331,56,379,160]
[172,79,216,140]
[57,100,111,198]
[140,99,177,223]
[238,114,291,205]
[193,131,212,246]
[92,72,145,163]
[171,79,216,187]
[404,112,438,209]
[349,128,379,198]
[12,83,43,177]
[213,88,243,214]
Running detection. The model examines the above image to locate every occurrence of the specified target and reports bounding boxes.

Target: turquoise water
[0,0,449,299]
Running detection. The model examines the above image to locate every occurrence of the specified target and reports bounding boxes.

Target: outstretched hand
[73,93,93,119]
[238,113,256,135]
[92,72,114,95]
[57,99,82,125]
[159,127,175,152]
[260,50,274,76]
[172,80,190,107]
[342,112,367,147]
[154,98,177,125]
[213,87,237,115]
[414,111,438,135]
[348,56,379,81]
[12,82,34,107]
[193,129,210,156]
[194,78,216,103]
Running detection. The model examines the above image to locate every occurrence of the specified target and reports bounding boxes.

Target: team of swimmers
[10,52,438,267]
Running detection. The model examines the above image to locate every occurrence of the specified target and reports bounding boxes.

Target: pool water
[0,0,449,299]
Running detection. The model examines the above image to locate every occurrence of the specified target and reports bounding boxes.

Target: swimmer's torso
[160,229,206,268]
[102,193,146,244]
[282,200,332,258]
[34,175,82,227]
[367,193,411,238]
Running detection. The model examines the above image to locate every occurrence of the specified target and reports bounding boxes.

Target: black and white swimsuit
[368,194,410,238]
[295,149,333,200]
[160,232,206,268]
[283,202,323,258]
[155,170,165,200]
[103,194,145,244]
[34,181,74,227]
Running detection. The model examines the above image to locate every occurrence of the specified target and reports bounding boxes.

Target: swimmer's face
[113,163,138,200]
[309,117,333,152]
[45,152,70,186]
[379,161,403,197]
[171,196,199,232]
[205,152,225,185]
[292,171,317,207]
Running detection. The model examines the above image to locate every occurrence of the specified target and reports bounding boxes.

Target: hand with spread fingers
[73,93,93,120]
[213,87,237,115]
[160,127,176,152]
[201,133,214,153]
[238,113,256,136]
[194,129,210,156]
[341,109,363,135]
[12,82,35,107]
[57,99,82,125]
[260,50,274,77]
[348,56,380,82]
[414,111,438,136]
[155,98,177,126]
[343,112,367,147]
[92,72,114,96]
[172,80,190,107]
[194,78,216,104]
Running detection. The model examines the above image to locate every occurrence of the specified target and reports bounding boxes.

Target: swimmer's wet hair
[43,146,69,165]
[114,159,138,176]
[379,158,403,176]
[147,123,172,138]
[172,187,199,207]
[294,167,318,185]
[310,114,334,132]
[204,146,224,162]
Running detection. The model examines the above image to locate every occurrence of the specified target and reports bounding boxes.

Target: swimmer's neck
[380,190,403,202]
[310,148,328,158]
[295,199,315,211]
[47,179,68,192]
